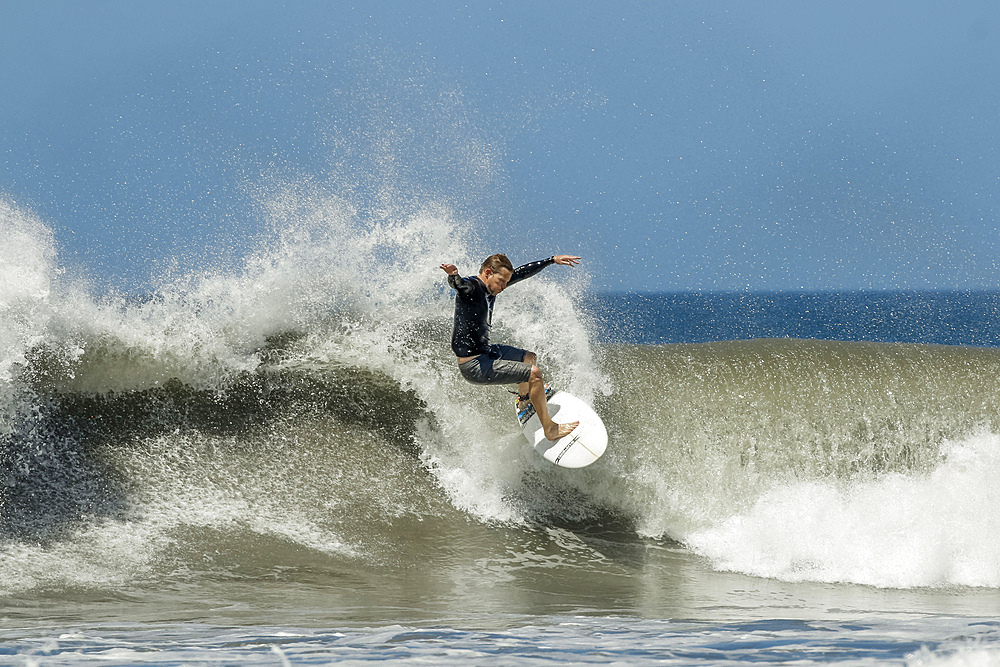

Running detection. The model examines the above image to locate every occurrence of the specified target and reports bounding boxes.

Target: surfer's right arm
[440,263,474,295]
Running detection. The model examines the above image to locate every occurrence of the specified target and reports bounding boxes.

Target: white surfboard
[515,390,607,468]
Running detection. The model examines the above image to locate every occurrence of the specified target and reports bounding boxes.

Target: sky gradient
[2,1,999,292]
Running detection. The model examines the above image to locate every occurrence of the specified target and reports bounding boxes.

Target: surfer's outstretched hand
[553,255,581,267]
[440,263,459,276]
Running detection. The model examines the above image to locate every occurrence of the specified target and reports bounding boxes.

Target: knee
[524,351,537,365]
[529,365,543,383]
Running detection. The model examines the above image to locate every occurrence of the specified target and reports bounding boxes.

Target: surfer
[440,253,581,441]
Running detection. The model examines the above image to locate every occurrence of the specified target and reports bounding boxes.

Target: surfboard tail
[514,389,607,468]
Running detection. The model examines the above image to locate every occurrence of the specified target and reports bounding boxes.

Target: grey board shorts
[458,344,532,385]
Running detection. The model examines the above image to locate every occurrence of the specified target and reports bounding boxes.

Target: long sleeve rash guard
[447,257,555,357]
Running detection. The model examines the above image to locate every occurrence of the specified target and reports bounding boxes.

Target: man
[439,253,582,441]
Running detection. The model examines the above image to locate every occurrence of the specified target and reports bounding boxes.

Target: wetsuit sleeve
[508,257,555,286]
[448,273,477,298]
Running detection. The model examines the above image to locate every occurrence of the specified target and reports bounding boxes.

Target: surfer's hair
[480,253,514,275]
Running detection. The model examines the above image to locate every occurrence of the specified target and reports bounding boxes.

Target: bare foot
[544,421,579,441]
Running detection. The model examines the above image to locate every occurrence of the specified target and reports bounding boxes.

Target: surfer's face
[481,268,513,295]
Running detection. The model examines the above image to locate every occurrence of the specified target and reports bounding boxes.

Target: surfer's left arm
[509,254,581,286]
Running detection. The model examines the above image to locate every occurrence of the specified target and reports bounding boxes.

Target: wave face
[3,196,1000,594]
[598,341,1000,588]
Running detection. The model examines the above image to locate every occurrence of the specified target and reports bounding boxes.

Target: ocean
[3,198,1000,665]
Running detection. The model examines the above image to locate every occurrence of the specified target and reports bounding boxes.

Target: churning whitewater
[3,192,1000,603]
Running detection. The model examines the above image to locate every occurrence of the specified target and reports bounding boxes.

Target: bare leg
[527,364,578,441]
[517,351,537,400]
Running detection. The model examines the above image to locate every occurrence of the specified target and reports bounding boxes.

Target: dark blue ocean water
[587,291,1000,347]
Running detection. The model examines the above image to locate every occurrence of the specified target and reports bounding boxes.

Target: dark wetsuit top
[447,257,555,357]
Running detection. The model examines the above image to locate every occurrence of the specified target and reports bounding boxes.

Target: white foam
[685,430,1000,588]
[908,644,1000,667]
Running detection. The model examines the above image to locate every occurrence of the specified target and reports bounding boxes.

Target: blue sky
[2,1,999,292]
